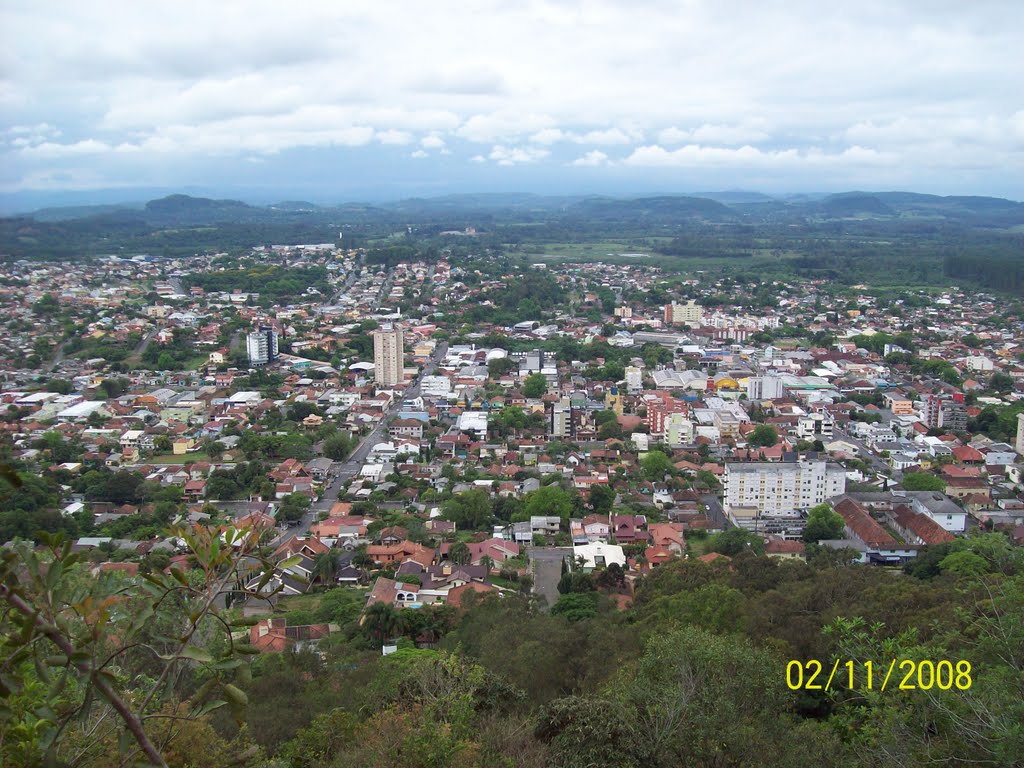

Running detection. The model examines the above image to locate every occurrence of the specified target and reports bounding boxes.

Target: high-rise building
[663,300,703,326]
[724,461,846,514]
[1015,413,1024,455]
[923,394,967,432]
[246,326,279,366]
[373,326,404,386]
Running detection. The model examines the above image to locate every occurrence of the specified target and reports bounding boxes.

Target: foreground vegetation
[2,526,1021,768]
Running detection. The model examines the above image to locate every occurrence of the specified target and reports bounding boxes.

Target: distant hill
[268,200,321,211]
[696,190,777,204]
[31,203,143,223]
[817,193,896,218]
[570,195,737,222]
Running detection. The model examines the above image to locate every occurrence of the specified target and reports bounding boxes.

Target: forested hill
[2,190,1023,292]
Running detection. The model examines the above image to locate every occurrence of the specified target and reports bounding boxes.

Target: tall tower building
[1015,413,1024,455]
[246,325,279,366]
[373,326,404,386]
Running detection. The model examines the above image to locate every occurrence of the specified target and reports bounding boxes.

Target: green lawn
[148,451,210,465]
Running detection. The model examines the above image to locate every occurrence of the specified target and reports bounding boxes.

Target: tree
[803,503,845,542]
[640,451,674,481]
[521,373,547,398]
[523,485,575,522]
[449,541,471,566]
[312,550,341,584]
[323,433,353,461]
[988,371,1015,393]
[587,483,615,516]
[278,493,311,524]
[551,592,599,622]
[748,424,779,447]
[442,489,492,530]
[900,473,946,492]
[0,526,291,768]
[361,602,403,643]
[710,528,766,556]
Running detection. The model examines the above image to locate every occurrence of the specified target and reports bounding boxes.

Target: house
[573,541,626,571]
[530,516,561,537]
[183,479,207,501]
[249,618,332,653]
[582,515,611,542]
[648,522,686,554]
[612,514,648,544]
[765,536,806,560]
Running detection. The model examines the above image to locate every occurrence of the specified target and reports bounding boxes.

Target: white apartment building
[373,326,404,386]
[246,326,279,366]
[796,412,835,442]
[724,461,846,514]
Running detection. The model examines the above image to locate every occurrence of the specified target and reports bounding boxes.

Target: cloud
[530,127,639,145]
[376,129,413,145]
[456,112,556,143]
[1,2,1022,196]
[658,122,770,146]
[624,144,891,169]
[571,150,611,167]
[410,149,428,158]
[486,145,550,165]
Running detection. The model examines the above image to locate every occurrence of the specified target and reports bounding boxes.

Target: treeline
[945,248,1024,294]
[188,266,330,302]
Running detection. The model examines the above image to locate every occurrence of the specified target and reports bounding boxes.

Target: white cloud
[410,149,428,158]
[624,143,891,169]
[487,145,550,165]
[571,150,611,167]
[456,112,556,143]
[1,2,1022,195]
[377,129,413,145]
[658,122,770,146]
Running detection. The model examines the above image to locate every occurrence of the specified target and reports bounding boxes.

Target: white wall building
[724,461,846,514]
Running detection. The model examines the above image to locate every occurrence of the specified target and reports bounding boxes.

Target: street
[527,546,572,609]
[278,341,448,543]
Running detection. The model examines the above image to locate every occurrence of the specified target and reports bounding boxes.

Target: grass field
[148,451,210,465]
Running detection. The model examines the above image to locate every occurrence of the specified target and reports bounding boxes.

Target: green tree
[587,483,615,516]
[551,592,599,622]
[710,528,766,556]
[900,473,946,492]
[449,541,471,566]
[442,489,492,530]
[748,424,779,447]
[0,526,292,768]
[521,373,547,398]
[323,433,353,461]
[639,451,674,481]
[803,503,845,542]
[523,485,575,522]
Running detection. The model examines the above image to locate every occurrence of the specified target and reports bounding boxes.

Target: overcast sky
[2,1,1023,206]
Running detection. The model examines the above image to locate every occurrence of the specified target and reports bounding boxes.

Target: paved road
[528,546,572,609]
[833,426,903,484]
[277,341,448,544]
[700,494,729,529]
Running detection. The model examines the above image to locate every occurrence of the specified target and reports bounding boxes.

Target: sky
[2,0,1023,209]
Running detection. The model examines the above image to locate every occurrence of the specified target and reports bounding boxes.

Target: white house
[573,542,626,571]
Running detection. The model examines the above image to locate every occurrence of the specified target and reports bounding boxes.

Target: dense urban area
[2,192,1024,767]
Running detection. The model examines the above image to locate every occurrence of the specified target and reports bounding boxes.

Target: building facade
[373,326,404,386]
[724,460,847,514]
[246,325,279,366]
[663,300,703,326]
